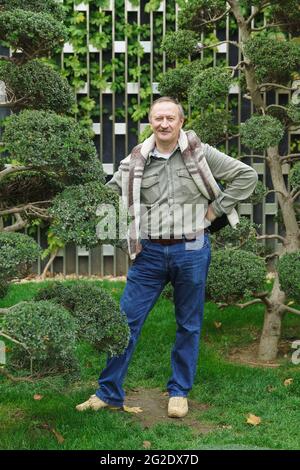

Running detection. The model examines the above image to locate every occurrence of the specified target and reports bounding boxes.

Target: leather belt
[148,229,209,245]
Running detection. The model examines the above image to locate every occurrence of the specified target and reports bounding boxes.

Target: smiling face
[149,101,184,148]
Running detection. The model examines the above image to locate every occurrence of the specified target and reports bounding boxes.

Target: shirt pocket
[141,173,160,205]
[176,168,200,198]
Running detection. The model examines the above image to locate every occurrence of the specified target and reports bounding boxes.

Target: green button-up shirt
[106,141,258,238]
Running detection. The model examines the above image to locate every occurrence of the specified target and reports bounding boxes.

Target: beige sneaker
[76,394,121,412]
[168,397,188,418]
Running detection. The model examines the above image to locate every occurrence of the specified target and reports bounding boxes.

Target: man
[76,97,258,418]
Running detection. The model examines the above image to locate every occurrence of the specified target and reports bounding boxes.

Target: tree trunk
[258,274,285,361]
[258,309,283,361]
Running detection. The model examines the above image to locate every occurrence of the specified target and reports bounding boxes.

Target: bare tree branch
[256,234,286,244]
[264,252,281,261]
[0,165,35,179]
[0,331,29,350]
[235,298,264,309]
[265,104,288,112]
[197,40,240,52]
[239,154,266,159]
[199,7,232,26]
[40,248,59,280]
[292,191,300,203]
[246,1,273,24]
[280,304,300,316]
[0,201,52,217]
[258,83,298,92]
[280,154,300,164]
[251,23,291,32]
[2,213,27,232]
[266,189,288,198]
[0,368,34,383]
[216,291,272,310]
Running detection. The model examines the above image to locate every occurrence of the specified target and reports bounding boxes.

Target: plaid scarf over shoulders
[119,129,239,260]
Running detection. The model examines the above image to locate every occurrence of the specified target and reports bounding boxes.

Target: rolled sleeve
[203,143,258,216]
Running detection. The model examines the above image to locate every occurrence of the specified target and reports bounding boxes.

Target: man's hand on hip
[205,205,217,222]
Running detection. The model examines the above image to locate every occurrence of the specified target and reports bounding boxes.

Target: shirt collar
[146,144,180,165]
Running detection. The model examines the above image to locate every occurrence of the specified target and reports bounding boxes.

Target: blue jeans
[95,232,211,407]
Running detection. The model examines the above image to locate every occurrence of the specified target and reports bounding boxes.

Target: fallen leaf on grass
[123,405,143,414]
[246,414,261,426]
[51,428,65,444]
[143,441,151,449]
[33,394,43,401]
[39,423,65,444]
[284,378,293,387]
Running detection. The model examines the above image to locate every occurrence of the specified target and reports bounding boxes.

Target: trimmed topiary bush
[1,300,78,374]
[277,252,300,302]
[49,182,125,248]
[188,67,232,108]
[161,30,199,61]
[0,233,41,293]
[243,36,300,83]
[0,9,67,59]
[190,109,233,145]
[2,110,105,184]
[240,114,285,151]
[0,0,66,22]
[158,66,193,101]
[0,60,74,112]
[206,249,267,303]
[34,282,130,357]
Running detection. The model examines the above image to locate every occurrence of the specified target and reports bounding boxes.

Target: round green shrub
[0,0,65,21]
[158,66,193,101]
[0,232,41,281]
[188,67,232,108]
[0,9,68,57]
[34,282,130,357]
[288,162,300,190]
[2,300,78,373]
[211,217,263,255]
[206,249,267,303]
[277,252,300,302]
[49,182,125,248]
[161,30,199,61]
[2,110,104,184]
[158,60,207,101]
[189,109,232,145]
[240,114,284,150]
[0,60,74,113]
[243,36,300,83]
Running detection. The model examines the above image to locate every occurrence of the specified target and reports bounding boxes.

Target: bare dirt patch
[226,339,294,368]
[123,387,214,434]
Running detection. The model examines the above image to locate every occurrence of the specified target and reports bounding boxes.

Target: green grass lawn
[1,279,300,450]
